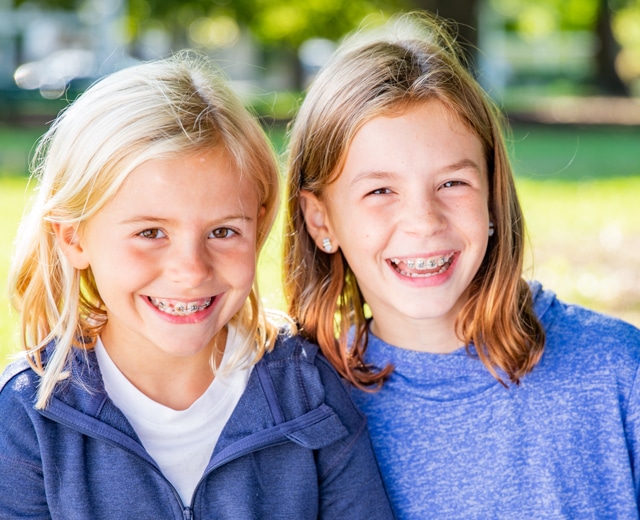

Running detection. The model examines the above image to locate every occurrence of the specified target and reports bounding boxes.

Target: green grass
[518,176,640,326]
[510,124,640,181]
[0,176,33,367]
[2,122,640,370]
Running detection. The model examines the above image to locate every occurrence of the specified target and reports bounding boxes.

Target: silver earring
[322,237,333,252]
[488,221,495,237]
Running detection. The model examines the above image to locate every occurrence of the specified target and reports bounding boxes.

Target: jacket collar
[40,334,348,468]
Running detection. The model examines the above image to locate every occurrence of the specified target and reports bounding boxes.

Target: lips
[389,252,455,278]
[147,296,214,316]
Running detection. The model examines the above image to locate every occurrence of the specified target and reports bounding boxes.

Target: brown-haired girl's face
[301,100,491,352]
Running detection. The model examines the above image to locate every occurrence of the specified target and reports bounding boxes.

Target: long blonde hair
[10,51,280,408]
[284,12,544,389]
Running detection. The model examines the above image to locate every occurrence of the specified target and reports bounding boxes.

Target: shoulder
[0,358,42,465]
[0,356,39,403]
[270,331,352,387]
[530,281,640,377]
[264,331,365,421]
[532,282,640,349]
[262,329,321,363]
[1,346,106,415]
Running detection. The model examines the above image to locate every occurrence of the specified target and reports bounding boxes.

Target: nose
[166,240,212,288]
[400,192,447,236]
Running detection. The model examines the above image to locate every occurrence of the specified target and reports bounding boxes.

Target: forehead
[343,100,485,172]
[105,147,259,213]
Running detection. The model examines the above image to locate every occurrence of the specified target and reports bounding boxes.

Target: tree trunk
[594,0,629,95]
[408,0,480,72]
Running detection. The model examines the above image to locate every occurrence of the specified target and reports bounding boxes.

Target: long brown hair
[284,12,545,389]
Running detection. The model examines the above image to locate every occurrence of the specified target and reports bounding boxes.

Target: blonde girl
[0,52,392,519]
[285,12,640,518]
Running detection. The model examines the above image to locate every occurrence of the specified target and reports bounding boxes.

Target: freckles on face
[320,100,491,344]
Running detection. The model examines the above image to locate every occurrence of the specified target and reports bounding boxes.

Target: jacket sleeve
[0,369,51,519]
[313,355,395,519]
[0,455,50,519]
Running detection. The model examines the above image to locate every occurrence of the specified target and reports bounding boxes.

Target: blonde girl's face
[57,148,261,368]
[302,100,490,353]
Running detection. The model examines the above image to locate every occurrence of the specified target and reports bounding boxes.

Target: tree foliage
[13,0,410,49]
[14,0,637,48]
[14,0,640,92]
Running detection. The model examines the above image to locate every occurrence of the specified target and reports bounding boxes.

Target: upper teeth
[391,253,454,270]
[149,297,213,316]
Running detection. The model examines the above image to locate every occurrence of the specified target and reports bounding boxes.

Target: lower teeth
[399,264,449,277]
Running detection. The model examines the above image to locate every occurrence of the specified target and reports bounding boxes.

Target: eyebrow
[349,159,483,187]
[119,214,254,225]
[349,170,396,187]
[440,158,484,174]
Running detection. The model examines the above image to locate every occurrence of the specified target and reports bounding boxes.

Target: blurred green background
[1,0,639,368]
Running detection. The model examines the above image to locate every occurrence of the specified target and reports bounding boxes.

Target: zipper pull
[182,507,194,520]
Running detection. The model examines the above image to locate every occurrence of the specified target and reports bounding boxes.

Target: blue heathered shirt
[352,282,640,519]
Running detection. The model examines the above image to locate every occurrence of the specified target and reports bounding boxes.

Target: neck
[101,329,227,410]
[370,315,463,354]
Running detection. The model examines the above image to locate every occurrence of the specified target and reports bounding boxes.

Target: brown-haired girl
[284,12,640,518]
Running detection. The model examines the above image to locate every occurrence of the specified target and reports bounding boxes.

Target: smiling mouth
[147,296,214,316]
[389,252,455,278]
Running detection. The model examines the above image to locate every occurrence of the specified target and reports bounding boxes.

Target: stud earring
[322,237,333,252]
[488,221,495,237]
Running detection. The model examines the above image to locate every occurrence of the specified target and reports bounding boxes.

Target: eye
[139,228,166,239]
[368,187,392,196]
[441,180,466,189]
[210,227,237,239]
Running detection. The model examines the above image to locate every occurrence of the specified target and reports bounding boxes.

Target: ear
[52,222,90,270]
[299,190,338,250]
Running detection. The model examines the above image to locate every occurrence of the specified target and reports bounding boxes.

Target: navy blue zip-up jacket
[0,333,394,519]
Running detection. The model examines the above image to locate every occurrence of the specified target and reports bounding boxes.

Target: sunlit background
[1,0,639,367]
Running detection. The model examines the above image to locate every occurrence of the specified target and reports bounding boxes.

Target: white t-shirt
[94,327,253,506]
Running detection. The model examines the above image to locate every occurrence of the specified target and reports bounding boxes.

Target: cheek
[467,224,490,257]
[225,248,258,284]
[455,200,489,232]
[107,247,155,277]
[330,203,378,241]
[90,246,155,290]
[90,258,138,290]
[336,232,380,274]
